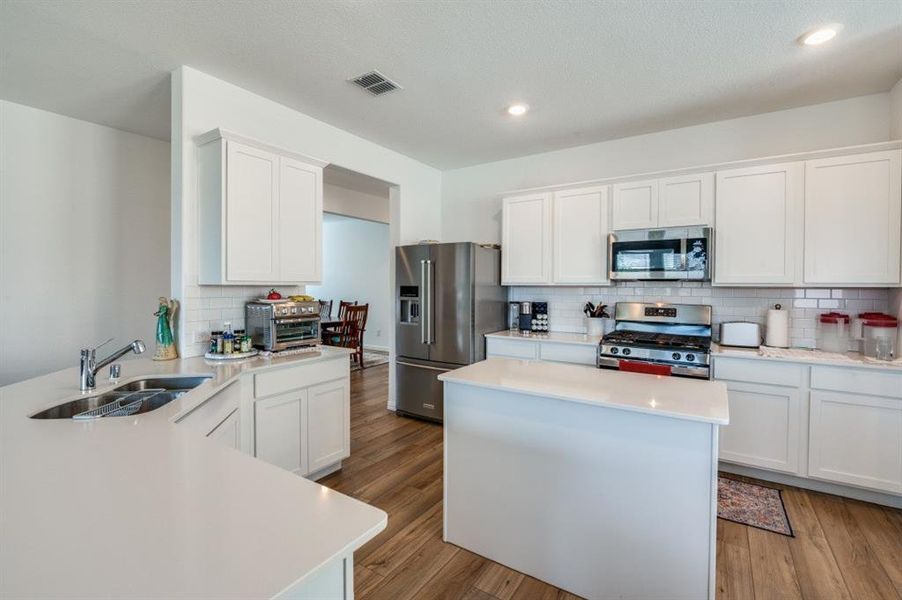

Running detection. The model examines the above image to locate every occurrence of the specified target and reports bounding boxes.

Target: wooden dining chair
[338,300,357,320]
[318,300,333,321]
[334,304,368,367]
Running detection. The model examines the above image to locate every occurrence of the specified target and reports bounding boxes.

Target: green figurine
[153,297,179,361]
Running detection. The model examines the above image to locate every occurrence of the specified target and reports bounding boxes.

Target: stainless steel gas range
[597,302,713,379]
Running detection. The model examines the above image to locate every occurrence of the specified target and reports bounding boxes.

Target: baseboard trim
[719,462,902,509]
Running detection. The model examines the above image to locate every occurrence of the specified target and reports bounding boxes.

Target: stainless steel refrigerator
[395,242,506,422]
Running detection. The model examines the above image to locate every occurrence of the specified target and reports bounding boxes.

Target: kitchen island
[0,348,385,599]
[439,357,729,600]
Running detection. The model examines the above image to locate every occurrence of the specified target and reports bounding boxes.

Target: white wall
[171,67,442,408]
[442,93,891,244]
[890,78,902,139]
[324,183,389,223]
[885,78,901,330]
[0,101,170,385]
[306,214,391,351]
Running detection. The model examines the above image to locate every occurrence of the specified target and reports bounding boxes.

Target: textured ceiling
[1,1,900,169]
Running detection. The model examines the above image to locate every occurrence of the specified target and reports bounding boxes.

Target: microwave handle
[679,237,688,271]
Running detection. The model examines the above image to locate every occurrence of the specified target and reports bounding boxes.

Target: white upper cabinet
[502,193,552,284]
[612,179,657,230]
[197,129,326,285]
[552,186,610,284]
[658,172,714,227]
[279,156,323,282]
[803,150,902,286]
[612,173,713,230]
[715,162,804,285]
[224,141,280,282]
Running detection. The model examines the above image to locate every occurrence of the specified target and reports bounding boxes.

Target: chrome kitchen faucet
[79,338,146,391]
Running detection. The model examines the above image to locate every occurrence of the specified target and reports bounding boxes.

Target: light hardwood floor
[320,364,902,600]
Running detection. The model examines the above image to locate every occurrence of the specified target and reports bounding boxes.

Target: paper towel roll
[765,306,789,348]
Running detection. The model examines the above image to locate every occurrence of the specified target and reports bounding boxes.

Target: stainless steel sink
[30,375,212,420]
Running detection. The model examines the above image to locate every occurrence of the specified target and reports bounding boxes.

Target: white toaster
[719,322,761,348]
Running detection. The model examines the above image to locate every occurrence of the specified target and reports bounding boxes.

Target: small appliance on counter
[518,301,533,332]
[246,299,321,351]
[517,301,549,332]
[719,322,761,348]
[531,302,549,332]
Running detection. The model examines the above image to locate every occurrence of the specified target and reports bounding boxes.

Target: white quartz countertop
[713,344,902,371]
[0,347,386,599]
[438,357,729,425]
[485,329,602,346]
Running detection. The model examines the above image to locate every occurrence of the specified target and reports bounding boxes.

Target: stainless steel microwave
[609,227,711,281]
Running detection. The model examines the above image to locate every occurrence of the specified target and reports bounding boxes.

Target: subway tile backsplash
[508,283,890,349]
[180,283,306,357]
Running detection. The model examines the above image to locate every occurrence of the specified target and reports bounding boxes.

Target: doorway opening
[307,166,392,379]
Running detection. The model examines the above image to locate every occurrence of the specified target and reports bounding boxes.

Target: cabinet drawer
[538,342,597,366]
[177,380,241,436]
[254,357,348,398]
[486,337,538,360]
[811,366,902,400]
[714,357,803,387]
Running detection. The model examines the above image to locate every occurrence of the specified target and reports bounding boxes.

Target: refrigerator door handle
[396,360,452,372]
[420,259,427,344]
[426,259,434,344]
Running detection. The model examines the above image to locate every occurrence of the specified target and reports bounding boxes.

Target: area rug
[350,351,390,370]
[717,476,794,537]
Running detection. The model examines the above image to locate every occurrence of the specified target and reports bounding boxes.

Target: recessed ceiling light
[799,24,841,46]
[507,104,529,116]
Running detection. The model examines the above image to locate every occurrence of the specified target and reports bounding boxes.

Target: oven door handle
[274,317,320,325]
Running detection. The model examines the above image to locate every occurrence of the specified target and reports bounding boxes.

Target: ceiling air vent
[350,70,402,96]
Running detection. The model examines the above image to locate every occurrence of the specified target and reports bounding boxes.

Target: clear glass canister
[862,315,898,360]
[817,312,850,353]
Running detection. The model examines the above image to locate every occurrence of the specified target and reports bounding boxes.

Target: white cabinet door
[307,379,350,474]
[612,179,658,230]
[804,150,902,285]
[208,409,240,451]
[226,141,280,282]
[808,390,902,494]
[715,162,803,285]
[502,193,552,284]
[552,186,609,284]
[279,156,323,283]
[718,381,802,474]
[658,172,714,227]
[485,337,539,360]
[255,390,307,476]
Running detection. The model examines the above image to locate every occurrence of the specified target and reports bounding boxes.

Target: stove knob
[622,348,631,356]
[610,347,619,355]
[672,352,682,361]
[686,353,696,362]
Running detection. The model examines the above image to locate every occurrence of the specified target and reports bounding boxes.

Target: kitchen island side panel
[443,382,717,600]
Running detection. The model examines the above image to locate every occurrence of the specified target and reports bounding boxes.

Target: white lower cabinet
[486,337,539,360]
[715,357,902,498]
[808,390,902,494]
[255,390,308,476]
[307,379,351,474]
[253,360,351,479]
[718,381,802,474]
